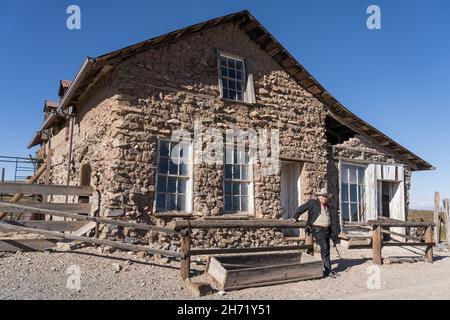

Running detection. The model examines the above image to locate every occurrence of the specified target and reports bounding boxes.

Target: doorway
[280,161,302,236]
[379,181,393,241]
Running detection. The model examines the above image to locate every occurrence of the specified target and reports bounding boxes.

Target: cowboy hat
[315,188,333,198]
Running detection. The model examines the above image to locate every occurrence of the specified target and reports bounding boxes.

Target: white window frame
[339,162,367,225]
[154,139,194,213]
[217,51,255,104]
[223,144,255,215]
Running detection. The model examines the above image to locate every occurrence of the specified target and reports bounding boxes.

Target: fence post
[180,230,191,280]
[372,224,382,265]
[0,167,4,202]
[444,199,450,250]
[425,225,433,263]
[434,192,440,244]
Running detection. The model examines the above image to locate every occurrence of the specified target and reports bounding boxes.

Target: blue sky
[0,0,448,209]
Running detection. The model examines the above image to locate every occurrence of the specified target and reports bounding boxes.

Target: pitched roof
[27,10,433,171]
[43,100,59,112]
[58,80,72,97]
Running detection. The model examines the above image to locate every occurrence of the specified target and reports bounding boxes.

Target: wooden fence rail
[367,219,435,265]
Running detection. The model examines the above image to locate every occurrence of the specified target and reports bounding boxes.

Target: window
[156,140,192,212]
[218,52,258,103]
[340,164,366,223]
[224,147,253,213]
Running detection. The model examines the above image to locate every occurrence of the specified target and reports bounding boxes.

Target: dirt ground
[1,243,449,300]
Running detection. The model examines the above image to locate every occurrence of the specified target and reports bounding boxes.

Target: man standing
[293,188,340,278]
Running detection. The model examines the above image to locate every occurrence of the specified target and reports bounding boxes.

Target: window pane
[350,184,357,202]
[236,60,243,70]
[157,177,166,192]
[179,162,188,176]
[241,183,248,196]
[221,67,228,77]
[236,82,242,91]
[232,182,240,195]
[358,167,365,183]
[224,182,232,195]
[237,71,243,80]
[228,59,235,69]
[341,202,350,222]
[222,88,229,99]
[167,177,177,193]
[341,166,349,183]
[220,57,227,67]
[241,165,248,180]
[156,194,166,211]
[229,90,236,100]
[237,92,243,101]
[168,194,177,210]
[349,168,357,184]
[341,183,349,202]
[225,147,234,165]
[228,69,236,78]
[158,158,168,174]
[228,79,236,89]
[224,165,232,179]
[241,196,248,211]
[169,160,178,175]
[178,179,187,194]
[160,141,170,157]
[233,165,241,179]
[177,195,186,211]
[350,203,358,221]
[233,196,240,211]
[222,78,228,88]
[224,196,232,212]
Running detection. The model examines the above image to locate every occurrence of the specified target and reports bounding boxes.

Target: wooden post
[434,192,440,244]
[372,224,382,265]
[444,199,450,249]
[180,231,191,280]
[425,225,433,263]
[305,232,314,255]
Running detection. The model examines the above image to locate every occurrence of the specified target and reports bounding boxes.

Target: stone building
[28,11,432,245]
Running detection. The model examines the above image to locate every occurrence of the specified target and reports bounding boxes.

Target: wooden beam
[424,225,433,263]
[0,220,89,232]
[0,222,184,258]
[189,244,313,256]
[0,202,179,234]
[0,202,91,214]
[0,164,46,220]
[368,220,435,228]
[0,183,93,196]
[0,239,58,252]
[180,232,191,280]
[168,219,307,231]
[372,225,382,265]
[434,192,440,243]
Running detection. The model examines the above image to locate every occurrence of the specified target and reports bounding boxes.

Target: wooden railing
[168,219,312,280]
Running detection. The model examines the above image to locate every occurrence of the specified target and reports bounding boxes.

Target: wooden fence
[433,192,450,248]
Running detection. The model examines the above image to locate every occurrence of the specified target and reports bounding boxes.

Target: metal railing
[0,156,38,182]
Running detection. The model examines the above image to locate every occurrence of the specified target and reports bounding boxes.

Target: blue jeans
[311,226,332,275]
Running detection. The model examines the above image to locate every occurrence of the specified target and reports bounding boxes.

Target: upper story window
[340,164,366,223]
[218,52,256,104]
[156,140,193,212]
[224,146,254,214]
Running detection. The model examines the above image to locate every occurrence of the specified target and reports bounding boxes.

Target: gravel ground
[1,244,449,300]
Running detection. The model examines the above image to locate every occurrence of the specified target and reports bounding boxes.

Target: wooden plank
[0,164,46,220]
[425,225,433,263]
[0,239,58,252]
[0,202,178,234]
[0,202,91,214]
[368,220,435,228]
[0,183,93,196]
[169,219,307,231]
[434,192,441,243]
[444,199,450,249]
[372,225,382,265]
[0,221,89,232]
[0,222,184,258]
[381,242,434,247]
[72,222,97,236]
[180,233,191,280]
[189,244,313,256]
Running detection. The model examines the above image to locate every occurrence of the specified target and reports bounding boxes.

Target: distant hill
[409,209,433,222]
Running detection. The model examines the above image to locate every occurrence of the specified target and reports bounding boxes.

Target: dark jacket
[294,199,341,243]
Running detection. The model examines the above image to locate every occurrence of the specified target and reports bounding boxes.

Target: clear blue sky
[0,0,448,209]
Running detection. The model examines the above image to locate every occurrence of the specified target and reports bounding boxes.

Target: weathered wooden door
[280,161,302,236]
